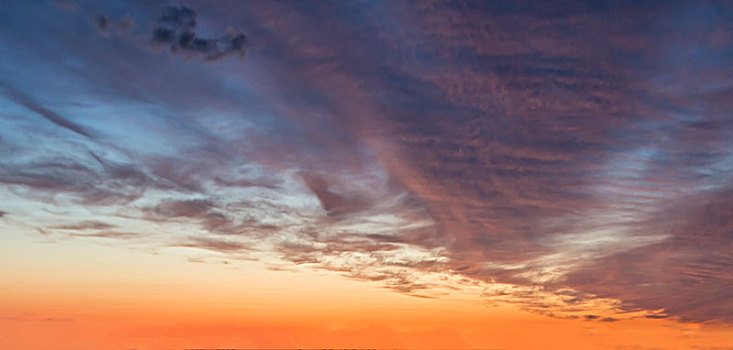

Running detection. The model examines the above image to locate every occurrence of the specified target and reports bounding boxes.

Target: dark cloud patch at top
[93,14,134,36]
[151,5,247,62]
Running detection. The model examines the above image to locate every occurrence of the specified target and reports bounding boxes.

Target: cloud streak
[0,83,92,138]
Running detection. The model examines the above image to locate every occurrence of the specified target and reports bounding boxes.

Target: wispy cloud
[0,83,92,138]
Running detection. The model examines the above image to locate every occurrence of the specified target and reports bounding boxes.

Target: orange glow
[1,239,731,350]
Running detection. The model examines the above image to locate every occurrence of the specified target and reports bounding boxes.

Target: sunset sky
[1,1,732,349]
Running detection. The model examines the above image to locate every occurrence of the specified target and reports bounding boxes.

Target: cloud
[69,231,139,239]
[176,236,250,252]
[564,189,733,323]
[95,15,110,33]
[145,199,215,218]
[93,14,135,36]
[340,0,733,322]
[0,83,92,138]
[51,220,116,230]
[151,5,247,62]
[0,154,153,206]
[88,5,245,62]
[2,0,732,325]
[301,172,371,218]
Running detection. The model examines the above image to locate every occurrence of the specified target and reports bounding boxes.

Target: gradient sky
[1,1,732,349]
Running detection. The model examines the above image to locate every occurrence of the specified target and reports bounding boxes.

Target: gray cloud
[176,236,250,252]
[52,220,116,230]
[0,155,153,206]
[301,172,373,219]
[151,5,247,62]
[93,14,135,36]
[68,231,139,239]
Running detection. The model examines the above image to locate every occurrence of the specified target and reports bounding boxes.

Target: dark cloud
[301,173,371,218]
[213,175,281,190]
[176,236,249,252]
[141,198,254,235]
[146,199,214,218]
[93,14,135,36]
[0,156,152,205]
[69,231,139,239]
[50,221,137,240]
[94,15,110,33]
[52,220,116,230]
[151,5,247,61]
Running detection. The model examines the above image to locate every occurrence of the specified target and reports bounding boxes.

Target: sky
[0,0,732,349]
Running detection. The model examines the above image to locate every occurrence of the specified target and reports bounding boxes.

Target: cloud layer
[0,0,731,323]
